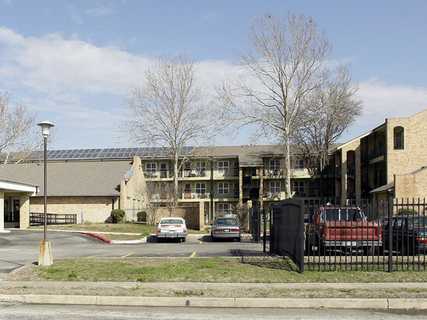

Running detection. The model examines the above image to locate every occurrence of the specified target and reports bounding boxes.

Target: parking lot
[0,230,263,274]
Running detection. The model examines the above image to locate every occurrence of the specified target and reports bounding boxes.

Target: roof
[0,160,131,197]
[2,147,194,162]
[370,182,394,194]
[193,145,295,167]
[0,180,38,194]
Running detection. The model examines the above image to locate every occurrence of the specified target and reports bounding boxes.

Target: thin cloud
[0,26,426,147]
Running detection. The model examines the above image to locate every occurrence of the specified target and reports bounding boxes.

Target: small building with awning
[0,180,38,232]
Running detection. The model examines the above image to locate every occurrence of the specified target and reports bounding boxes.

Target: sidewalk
[0,280,427,310]
[1,280,427,290]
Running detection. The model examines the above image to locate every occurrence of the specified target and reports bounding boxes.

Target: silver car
[156,217,187,242]
[211,216,241,241]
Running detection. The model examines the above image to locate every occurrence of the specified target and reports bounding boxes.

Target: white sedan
[156,217,187,242]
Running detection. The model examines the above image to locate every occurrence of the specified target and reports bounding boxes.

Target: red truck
[306,206,382,254]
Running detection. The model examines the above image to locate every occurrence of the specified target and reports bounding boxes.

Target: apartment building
[330,109,427,204]
[142,145,316,227]
[0,145,316,229]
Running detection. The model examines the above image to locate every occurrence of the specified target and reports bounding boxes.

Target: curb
[81,232,111,244]
[0,295,426,310]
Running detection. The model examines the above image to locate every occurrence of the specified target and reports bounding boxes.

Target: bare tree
[129,56,214,209]
[144,181,176,224]
[219,14,330,198]
[0,93,38,164]
[295,66,362,182]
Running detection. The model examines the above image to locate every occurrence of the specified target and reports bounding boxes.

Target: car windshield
[160,219,183,225]
[323,208,362,221]
[215,218,238,226]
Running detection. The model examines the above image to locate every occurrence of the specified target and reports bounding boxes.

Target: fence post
[388,197,393,272]
[263,208,267,253]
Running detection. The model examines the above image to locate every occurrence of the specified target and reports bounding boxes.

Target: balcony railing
[217,169,239,177]
[263,168,283,177]
[180,169,207,178]
[182,192,210,200]
[144,171,173,179]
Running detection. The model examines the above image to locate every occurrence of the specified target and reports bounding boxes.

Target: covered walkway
[0,180,38,232]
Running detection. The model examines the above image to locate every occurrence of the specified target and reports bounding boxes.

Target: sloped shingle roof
[0,160,131,197]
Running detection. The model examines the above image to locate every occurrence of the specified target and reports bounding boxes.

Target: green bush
[397,208,418,216]
[110,209,125,223]
[137,211,147,223]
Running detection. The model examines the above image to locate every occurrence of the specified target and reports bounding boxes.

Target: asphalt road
[0,304,426,320]
[0,230,263,273]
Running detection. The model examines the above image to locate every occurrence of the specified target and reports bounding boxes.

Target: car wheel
[211,235,216,242]
[236,237,241,242]
[181,237,186,243]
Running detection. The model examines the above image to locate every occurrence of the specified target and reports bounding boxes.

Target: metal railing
[257,198,427,272]
[30,212,77,226]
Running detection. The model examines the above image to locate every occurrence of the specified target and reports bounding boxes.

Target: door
[160,163,168,178]
[4,198,20,228]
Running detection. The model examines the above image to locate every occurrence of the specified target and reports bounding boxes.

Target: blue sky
[0,0,427,149]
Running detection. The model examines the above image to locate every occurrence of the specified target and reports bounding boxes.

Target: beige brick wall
[386,110,427,183]
[19,195,30,229]
[120,156,147,212]
[333,139,362,203]
[30,196,116,223]
[149,205,200,229]
[395,168,427,199]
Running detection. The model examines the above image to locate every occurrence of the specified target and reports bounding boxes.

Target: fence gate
[270,199,305,272]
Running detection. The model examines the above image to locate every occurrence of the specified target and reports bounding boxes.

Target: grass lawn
[31,223,154,236]
[30,223,206,240]
[31,257,427,283]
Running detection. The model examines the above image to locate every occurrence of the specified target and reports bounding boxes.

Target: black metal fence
[263,198,427,272]
[30,212,77,226]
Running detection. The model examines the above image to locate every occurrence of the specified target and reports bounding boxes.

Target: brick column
[341,151,347,206]
[355,147,362,204]
[19,195,30,229]
[0,192,4,232]
[238,167,243,206]
[198,201,205,230]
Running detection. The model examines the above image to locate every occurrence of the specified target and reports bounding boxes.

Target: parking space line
[189,251,197,258]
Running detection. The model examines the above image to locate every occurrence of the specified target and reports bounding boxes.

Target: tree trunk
[284,134,292,198]
[173,151,179,215]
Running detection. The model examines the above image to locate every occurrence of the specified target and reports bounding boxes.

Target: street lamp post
[37,120,54,266]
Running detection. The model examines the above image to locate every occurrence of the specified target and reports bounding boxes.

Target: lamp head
[37,121,55,138]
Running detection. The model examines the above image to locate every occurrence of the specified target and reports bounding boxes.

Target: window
[184,183,191,193]
[146,162,157,172]
[293,158,305,169]
[394,126,404,150]
[218,182,230,194]
[269,181,281,194]
[217,161,229,174]
[195,161,206,176]
[145,162,157,177]
[160,163,168,178]
[269,159,280,170]
[292,180,305,196]
[216,202,232,215]
[195,183,206,194]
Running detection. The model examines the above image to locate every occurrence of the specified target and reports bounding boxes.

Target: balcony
[182,192,210,200]
[180,169,207,178]
[144,171,173,179]
[263,168,283,177]
[216,168,239,178]
[150,193,171,201]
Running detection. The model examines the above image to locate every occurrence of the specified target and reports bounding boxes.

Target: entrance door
[4,198,20,228]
